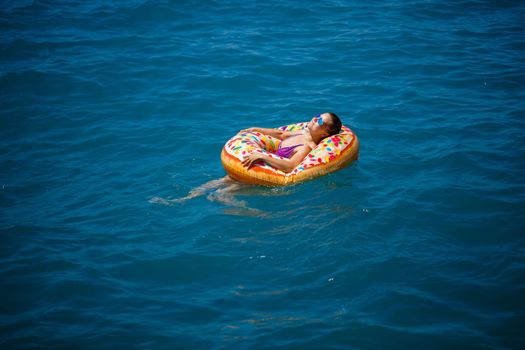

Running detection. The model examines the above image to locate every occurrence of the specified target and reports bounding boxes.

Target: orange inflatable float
[221,122,359,186]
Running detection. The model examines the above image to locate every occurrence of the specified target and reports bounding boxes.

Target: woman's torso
[276,132,314,158]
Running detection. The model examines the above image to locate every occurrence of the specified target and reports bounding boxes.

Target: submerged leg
[206,182,247,207]
[150,175,269,216]
[207,182,269,217]
[184,176,236,201]
[149,176,239,205]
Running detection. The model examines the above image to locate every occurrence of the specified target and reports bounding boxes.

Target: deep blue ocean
[1,1,524,349]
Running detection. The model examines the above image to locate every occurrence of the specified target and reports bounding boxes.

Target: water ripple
[2,0,525,348]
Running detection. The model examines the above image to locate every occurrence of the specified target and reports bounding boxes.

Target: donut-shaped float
[221,122,359,186]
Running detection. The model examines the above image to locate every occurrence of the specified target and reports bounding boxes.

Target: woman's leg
[184,176,236,201]
[206,181,246,207]
[149,176,238,205]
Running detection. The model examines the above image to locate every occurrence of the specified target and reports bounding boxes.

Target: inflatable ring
[221,122,359,186]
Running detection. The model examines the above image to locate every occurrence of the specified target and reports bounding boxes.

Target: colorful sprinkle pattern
[223,122,355,176]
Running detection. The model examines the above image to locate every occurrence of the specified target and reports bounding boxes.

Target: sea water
[1,1,524,349]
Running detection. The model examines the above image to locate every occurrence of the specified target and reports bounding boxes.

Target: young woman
[241,112,342,173]
[150,112,342,207]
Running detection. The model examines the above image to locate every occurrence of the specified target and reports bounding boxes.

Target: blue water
[1,0,524,348]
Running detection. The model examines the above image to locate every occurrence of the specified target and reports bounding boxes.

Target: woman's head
[308,112,342,141]
[323,112,342,136]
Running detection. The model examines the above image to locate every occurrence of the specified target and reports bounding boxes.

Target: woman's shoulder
[297,131,315,149]
[303,141,316,150]
[294,136,315,150]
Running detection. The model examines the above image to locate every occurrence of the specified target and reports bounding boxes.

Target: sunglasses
[315,114,324,126]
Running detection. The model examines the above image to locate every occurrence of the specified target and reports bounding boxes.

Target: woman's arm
[240,127,294,140]
[241,145,311,173]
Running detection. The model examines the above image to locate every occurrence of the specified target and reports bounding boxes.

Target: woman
[150,112,342,206]
[241,112,342,173]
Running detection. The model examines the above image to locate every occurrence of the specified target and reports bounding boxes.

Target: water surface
[1,1,524,349]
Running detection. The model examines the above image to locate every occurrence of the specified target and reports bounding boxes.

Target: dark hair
[325,112,342,136]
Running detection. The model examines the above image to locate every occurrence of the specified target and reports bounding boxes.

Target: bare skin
[241,113,334,173]
[149,176,241,205]
[149,176,268,216]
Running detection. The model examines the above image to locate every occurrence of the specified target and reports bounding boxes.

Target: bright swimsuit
[276,142,304,158]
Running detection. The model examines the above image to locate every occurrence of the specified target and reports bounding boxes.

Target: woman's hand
[242,153,265,169]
